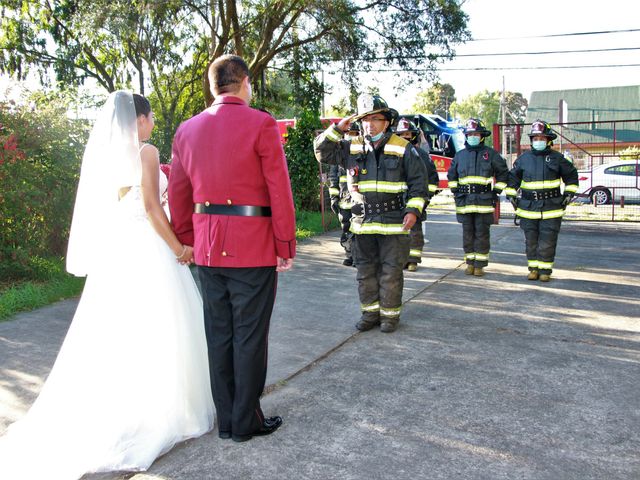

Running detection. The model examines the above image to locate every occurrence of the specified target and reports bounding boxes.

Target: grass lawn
[0,210,338,322]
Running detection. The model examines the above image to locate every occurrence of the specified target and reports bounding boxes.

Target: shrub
[0,91,90,281]
[284,108,323,210]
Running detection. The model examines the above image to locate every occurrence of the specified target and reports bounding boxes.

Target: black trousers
[458,212,493,267]
[197,266,277,436]
[519,217,563,274]
[354,234,410,325]
[338,207,354,260]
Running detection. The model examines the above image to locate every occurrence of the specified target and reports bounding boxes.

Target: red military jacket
[168,96,296,268]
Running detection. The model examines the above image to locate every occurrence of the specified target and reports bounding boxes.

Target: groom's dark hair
[209,55,250,95]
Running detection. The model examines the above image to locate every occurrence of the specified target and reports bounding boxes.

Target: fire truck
[276,114,465,188]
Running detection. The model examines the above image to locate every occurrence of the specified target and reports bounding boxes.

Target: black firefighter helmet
[528,119,557,141]
[464,118,491,138]
[395,118,420,144]
[352,94,399,127]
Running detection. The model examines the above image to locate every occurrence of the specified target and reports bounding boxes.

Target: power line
[454,46,640,57]
[350,46,640,62]
[346,63,640,73]
[472,28,640,41]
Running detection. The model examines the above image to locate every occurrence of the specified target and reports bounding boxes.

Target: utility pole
[500,76,507,158]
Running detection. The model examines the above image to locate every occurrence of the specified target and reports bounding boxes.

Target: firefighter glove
[509,197,519,211]
[561,193,573,207]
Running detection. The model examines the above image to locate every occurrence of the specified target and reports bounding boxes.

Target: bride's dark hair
[133,94,151,117]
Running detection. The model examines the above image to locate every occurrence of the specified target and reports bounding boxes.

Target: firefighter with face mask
[447,118,509,277]
[505,119,579,282]
[314,95,427,333]
[395,118,439,271]
[328,123,360,266]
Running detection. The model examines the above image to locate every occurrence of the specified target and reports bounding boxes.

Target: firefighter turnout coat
[447,143,509,216]
[505,148,579,219]
[314,124,427,234]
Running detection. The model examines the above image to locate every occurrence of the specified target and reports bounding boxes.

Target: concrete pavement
[1,213,639,479]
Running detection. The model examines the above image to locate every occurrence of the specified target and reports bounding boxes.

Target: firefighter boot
[464,264,475,275]
[539,273,551,282]
[356,314,380,332]
[473,267,485,277]
[380,320,398,333]
[527,269,539,281]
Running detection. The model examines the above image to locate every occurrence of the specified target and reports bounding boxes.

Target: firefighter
[505,119,579,282]
[328,123,360,266]
[314,95,427,333]
[447,118,509,277]
[395,118,439,271]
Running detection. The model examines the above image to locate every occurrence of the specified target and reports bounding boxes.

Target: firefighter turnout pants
[519,217,563,274]
[354,233,410,326]
[339,207,354,261]
[459,212,493,268]
[408,220,425,264]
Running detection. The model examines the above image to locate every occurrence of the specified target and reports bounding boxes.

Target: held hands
[402,212,418,231]
[276,256,294,272]
[176,244,194,265]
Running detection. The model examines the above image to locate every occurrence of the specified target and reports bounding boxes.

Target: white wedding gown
[0,169,214,479]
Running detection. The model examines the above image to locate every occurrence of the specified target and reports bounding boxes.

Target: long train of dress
[0,172,214,479]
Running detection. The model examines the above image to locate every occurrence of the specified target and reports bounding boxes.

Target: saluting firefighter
[447,118,509,277]
[505,119,579,282]
[395,118,440,272]
[328,123,360,266]
[314,95,427,333]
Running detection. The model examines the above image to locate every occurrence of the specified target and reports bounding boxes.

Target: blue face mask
[466,135,481,146]
[532,140,548,151]
[370,131,384,142]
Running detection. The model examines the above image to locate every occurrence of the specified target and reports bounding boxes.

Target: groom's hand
[276,256,294,272]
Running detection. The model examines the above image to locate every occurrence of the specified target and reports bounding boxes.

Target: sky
[323,0,640,115]
[2,0,639,117]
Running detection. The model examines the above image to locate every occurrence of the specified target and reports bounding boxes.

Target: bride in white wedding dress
[0,91,214,479]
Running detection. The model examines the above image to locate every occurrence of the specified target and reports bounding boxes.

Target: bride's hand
[176,245,194,265]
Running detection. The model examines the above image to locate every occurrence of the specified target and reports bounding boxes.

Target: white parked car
[577,161,640,205]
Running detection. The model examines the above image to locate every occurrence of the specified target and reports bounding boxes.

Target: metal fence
[492,119,640,222]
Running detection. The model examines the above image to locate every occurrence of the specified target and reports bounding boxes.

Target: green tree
[411,83,456,118]
[503,92,528,124]
[1,1,470,106]
[450,90,500,128]
[450,90,528,130]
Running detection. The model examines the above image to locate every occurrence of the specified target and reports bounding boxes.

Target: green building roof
[526,86,640,145]
[527,85,640,123]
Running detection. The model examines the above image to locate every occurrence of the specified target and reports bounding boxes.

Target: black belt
[351,195,405,216]
[457,184,492,194]
[194,203,272,217]
[521,188,561,201]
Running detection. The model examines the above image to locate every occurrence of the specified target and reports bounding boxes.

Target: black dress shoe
[218,430,231,439]
[232,416,283,443]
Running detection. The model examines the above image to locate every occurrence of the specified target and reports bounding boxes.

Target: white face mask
[466,135,481,146]
[532,140,547,151]
[370,131,384,142]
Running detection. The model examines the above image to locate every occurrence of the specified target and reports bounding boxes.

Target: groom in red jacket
[169,55,296,442]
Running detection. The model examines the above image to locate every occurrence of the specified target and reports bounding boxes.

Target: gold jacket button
[227,199,232,205]
[205,201,210,206]
[222,251,227,256]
